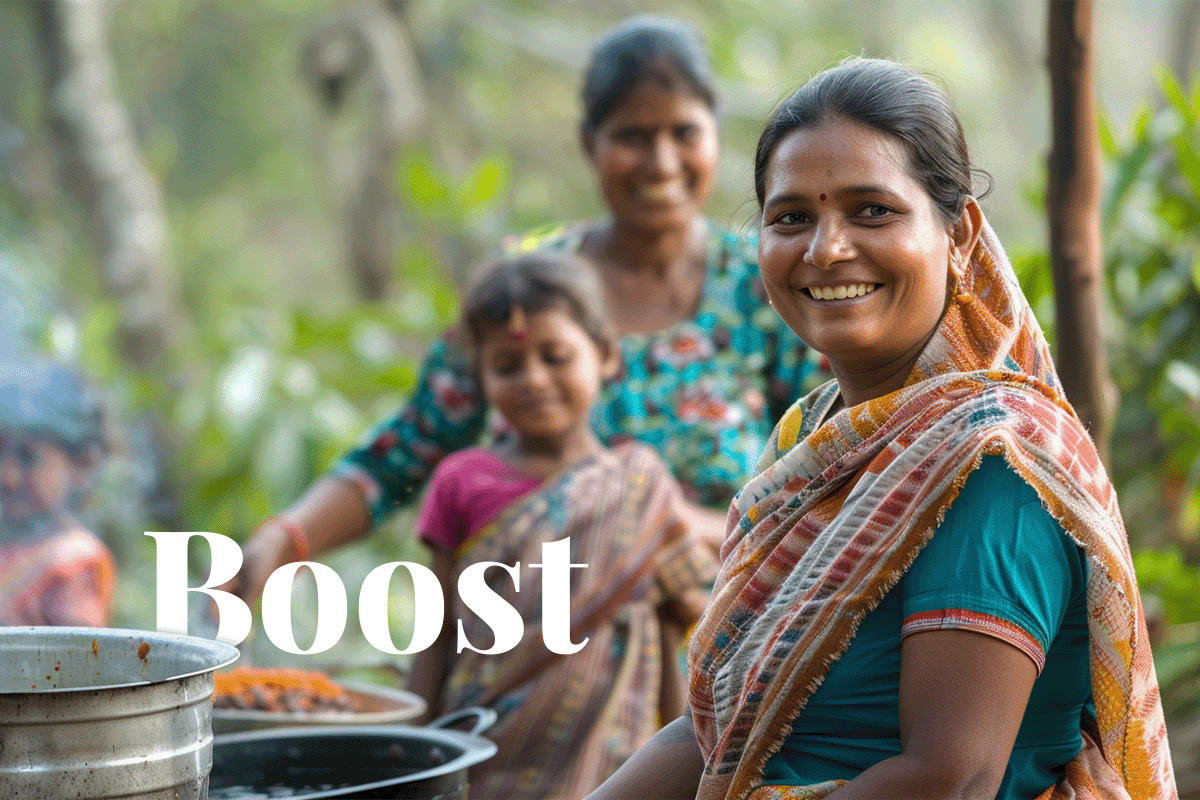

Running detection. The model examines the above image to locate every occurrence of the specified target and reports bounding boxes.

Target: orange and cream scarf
[687,219,1176,800]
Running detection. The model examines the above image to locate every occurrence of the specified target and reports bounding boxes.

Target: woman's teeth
[641,181,686,202]
[806,283,878,301]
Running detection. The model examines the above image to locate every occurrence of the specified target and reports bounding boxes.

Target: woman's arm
[826,628,1038,799]
[224,475,374,605]
[583,712,707,800]
[223,334,486,605]
[405,546,455,724]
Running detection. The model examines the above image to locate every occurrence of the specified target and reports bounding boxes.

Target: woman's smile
[802,282,880,301]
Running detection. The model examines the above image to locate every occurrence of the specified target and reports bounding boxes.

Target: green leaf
[397,152,452,215]
[461,154,509,211]
[1097,111,1118,159]
[1157,66,1198,128]
[1134,547,1183,585]
[1165,360,1200,403]
[1175,135,1200,205]
[1132,104,1153,140]
[1102,138,1152,229]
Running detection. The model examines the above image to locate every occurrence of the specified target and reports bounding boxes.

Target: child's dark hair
[462,252,615,356]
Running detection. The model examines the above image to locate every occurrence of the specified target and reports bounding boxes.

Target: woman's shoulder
[605,439,677,479]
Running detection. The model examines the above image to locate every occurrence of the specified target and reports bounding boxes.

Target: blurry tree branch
[1046,0,1117,468]
[28,0,188,373]
[301,0,425,301]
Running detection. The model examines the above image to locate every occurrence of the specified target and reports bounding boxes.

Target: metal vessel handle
[428,707,497,737]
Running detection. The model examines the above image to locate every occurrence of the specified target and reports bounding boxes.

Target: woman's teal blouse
[761,455,1092,799]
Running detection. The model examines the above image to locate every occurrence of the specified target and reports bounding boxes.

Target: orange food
[213,667,359,713]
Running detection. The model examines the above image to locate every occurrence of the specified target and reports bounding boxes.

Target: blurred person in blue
[0,358,116,627]
[226,14,828,605]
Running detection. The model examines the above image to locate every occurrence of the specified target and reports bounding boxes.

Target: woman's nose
[648,134,682,177]
[804,218,853,268]
[518,360,552,389]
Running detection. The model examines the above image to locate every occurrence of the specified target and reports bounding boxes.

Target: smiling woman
[583,57,1175,800]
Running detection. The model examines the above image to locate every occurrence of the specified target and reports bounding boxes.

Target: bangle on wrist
[264,515,310,562]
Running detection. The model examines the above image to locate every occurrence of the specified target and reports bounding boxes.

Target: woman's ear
[950,197,984,267]
[599,336,622,381]
[580,126,596,162]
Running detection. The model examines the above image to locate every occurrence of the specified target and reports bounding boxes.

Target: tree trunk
[302,1,424,301]
[1046,0,1116,467]
[29,0,189,528]
[28,0,187,373]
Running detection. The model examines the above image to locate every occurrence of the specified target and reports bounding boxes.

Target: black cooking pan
[208,707,497,800]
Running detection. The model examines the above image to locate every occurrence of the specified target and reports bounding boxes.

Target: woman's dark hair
[754,57,991,224]
[581,15,717,132]
[462,252,615,356]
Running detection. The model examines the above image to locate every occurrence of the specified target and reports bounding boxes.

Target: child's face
[0,433,79,532]
[477,308,618,450]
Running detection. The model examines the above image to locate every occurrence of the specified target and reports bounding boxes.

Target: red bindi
[819,193,827,201]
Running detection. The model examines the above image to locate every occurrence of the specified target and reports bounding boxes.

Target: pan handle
[428,707,497,737]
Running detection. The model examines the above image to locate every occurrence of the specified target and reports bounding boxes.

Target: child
[0,358,116,627]
[406,252,717,800]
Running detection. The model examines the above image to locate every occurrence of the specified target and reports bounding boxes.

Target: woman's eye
[489,360,520,376]
[543,348,573,365]
[614,129,649,147]
[861,204,893,218]
[773,211,808,226]
[16,443,38,467]
[673,125,698,143]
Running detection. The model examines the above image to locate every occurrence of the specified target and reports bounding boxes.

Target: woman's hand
[826,628,1038,799]
[583,712,706,800]
[218,517,296,607]
[216,476,374,606]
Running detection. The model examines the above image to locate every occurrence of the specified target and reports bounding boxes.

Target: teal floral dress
[333,220,829,522]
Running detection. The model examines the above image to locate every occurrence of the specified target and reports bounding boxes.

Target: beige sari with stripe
[435,442,716,799]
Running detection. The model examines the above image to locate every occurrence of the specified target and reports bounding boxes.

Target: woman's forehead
[763,119,915,196]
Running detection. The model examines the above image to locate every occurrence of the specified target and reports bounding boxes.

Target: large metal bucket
[0,626,239,800]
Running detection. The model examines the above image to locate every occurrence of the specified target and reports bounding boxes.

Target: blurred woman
[228,15,825,604]
[0,359,115,628]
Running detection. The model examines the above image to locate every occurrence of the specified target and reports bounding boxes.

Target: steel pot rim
[0,625,239,694]
[210,710,499,799]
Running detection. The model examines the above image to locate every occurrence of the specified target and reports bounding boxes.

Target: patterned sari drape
[687,219,1176,800]
[438,443,711,800]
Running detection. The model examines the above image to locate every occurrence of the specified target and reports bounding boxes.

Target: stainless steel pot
[0,626,239,800]
[208,707,498,800]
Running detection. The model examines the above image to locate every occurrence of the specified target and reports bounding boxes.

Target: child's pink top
[416,448,543,552]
